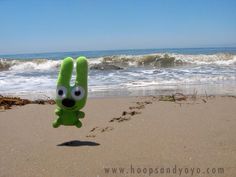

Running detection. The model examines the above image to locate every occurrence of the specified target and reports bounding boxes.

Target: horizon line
[1,46,236,57]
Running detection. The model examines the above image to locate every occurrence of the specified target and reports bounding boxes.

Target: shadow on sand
[57,140,100,147]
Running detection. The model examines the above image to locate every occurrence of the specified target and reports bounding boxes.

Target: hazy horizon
[1,46,236,57]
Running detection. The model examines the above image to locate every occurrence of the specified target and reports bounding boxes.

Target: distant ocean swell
[0,53,236,71]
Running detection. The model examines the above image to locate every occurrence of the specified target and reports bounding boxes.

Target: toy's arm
[55,108,63,116]
[77,111,85,119]
[53,108,63,128]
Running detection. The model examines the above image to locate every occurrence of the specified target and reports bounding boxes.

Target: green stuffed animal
[53,56,88,128]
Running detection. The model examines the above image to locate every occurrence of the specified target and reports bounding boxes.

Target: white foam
[89,53,236,67]
[168,53,236,65]
[9,60,60,71]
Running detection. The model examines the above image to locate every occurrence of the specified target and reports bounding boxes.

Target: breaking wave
[0,53,236,71]
[94,53,236,67]
[0,59,61,71]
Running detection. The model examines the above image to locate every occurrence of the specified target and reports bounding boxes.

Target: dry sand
[0,96,236,177]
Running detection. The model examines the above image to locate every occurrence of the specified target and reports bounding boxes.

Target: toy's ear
[75,56,88,88]
[57,57,73,86]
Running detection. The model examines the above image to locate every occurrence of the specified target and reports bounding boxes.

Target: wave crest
[92,53,236,68]
[0,59,60,71]
[99,54,183,67]
[1,53,235,72]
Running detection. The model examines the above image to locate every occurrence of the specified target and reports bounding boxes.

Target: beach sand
[0,96,236,177]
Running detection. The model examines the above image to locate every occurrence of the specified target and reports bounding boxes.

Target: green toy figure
[53,56,88,128]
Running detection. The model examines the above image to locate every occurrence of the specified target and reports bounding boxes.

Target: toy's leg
[52,118,61,128]
[75,120,82,128]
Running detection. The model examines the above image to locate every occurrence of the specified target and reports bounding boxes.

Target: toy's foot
[52,120,60,128]
[75,121,82,128]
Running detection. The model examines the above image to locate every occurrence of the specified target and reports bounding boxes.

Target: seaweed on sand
[0,95,55,110]
[159,93,187,102]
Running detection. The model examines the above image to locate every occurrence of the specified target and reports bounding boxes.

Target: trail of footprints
[86,98,154,138]
[86,95,205,138]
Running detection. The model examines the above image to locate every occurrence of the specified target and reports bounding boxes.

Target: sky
[0,0,236,55]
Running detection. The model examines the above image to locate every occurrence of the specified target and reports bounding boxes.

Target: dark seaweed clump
[0,95,55,110]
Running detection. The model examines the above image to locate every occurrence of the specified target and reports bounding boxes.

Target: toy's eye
[71,86,85,100]
[56,86,67,100]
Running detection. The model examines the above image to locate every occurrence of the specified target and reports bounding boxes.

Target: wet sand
[0,96,236,177]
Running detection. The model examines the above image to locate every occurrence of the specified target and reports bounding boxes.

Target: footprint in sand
[122,110,141,116]
[129,100,152,110]
[86,126,114,138]
[109,116,131,123]
[109,111,141,123]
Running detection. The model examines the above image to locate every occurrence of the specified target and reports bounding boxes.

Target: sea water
[0,47,236,99]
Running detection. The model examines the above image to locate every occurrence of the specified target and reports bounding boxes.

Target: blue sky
[0,0,236,54]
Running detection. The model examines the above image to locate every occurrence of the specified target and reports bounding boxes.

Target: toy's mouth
[62,98,75,108]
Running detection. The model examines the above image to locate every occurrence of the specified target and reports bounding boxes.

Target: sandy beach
[0,96,236,177]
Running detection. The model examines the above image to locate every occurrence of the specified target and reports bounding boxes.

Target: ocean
[0,47,236,99]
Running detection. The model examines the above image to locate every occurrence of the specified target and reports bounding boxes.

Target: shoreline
[1,92,236,109]
[1,93,235,110]
[1,88,236,102]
